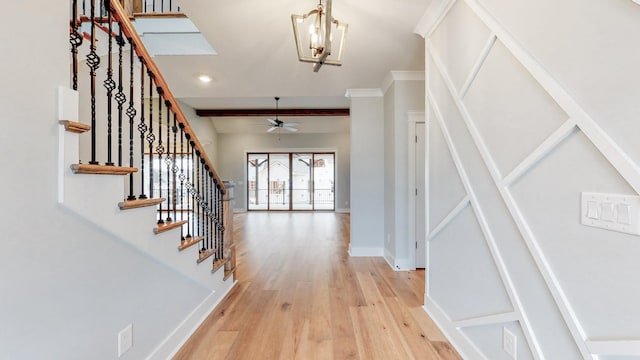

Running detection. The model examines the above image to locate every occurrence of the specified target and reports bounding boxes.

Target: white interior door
[416,122,426,268]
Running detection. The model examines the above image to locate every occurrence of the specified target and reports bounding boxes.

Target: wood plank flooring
[174,212,461,360]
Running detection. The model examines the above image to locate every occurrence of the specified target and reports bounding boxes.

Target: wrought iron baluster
[213,179,218,256]
[165,101,172,222]
[209,172,214,251]
[184,134,192,239]
[87,0,100,165]
[214,182,220,260]
[70,0,83,91]
[219,185,224,260]
[137,59,148,199]
[156,88,165,225]
[196,150,203,255]
[103,6,115,166]
[115,30,127,166]
[172,114,179,223]
[179,123,186,240]
[215,178,220,255]
[146,71,155,198]
[203,165,208,251]
[126,37,137,199]
[161,0,164,13]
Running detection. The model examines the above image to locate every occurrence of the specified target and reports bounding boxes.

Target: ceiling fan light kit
[266,97,299,133]
[291,0,348,72]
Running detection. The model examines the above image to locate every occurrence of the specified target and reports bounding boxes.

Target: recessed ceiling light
[198,75,212,83]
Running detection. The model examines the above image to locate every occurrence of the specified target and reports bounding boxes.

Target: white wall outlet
[118,323,133,357]
[503,327,517,359]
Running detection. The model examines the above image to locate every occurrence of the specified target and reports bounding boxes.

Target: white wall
[0,2,219,358]
[347,89,385,256]
[180,100,219,166]
[383,73,425,270]
[215,132,350,212]
[418,0,640,358]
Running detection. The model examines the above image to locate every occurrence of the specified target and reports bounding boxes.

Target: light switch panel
[581,192,640,235]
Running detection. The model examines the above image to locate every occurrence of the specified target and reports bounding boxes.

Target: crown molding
[344,88,384,98]
[382,71,425,93]
[414,0,456,38]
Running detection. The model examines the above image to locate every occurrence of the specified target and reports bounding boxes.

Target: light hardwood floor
[174,212,461,360]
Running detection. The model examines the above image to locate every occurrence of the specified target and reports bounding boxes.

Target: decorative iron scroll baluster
[103,6,116,166]
[165,101,172,223]
[171,114,178,223]
[203,165,208,251]
[137,59,148,199]
[126,37,137,200]
[156,87,165,225]
[146,71,155,198]
[156,86,164,224]
[184,134,192,239]
[179,123,186,240]
[70,0,83,91]
[206,172,210,251]
[82,0,86,16]
[219,184,224,260]
[115,30,127,166]
[196,149,202,255]
[87,0,100,165]
[209,171,214,251]
[210,172,215,252]
[214,180,219,260]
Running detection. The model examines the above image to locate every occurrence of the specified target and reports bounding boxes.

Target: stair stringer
[57,94,232,294]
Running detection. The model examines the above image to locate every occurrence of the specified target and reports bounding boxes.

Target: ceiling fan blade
[266,118,278,125]
[267,126,278,133]
[284,127,298,132]
[284,123,300,127]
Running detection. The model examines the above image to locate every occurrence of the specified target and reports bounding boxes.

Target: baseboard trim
[146,280,238,360]
[423,298,485,360]
[335,208,351,213]
[394,257,412,271]
[348,246,384,257]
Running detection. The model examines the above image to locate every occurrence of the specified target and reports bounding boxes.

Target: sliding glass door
[312,154,334,210]
[247,152,335,211]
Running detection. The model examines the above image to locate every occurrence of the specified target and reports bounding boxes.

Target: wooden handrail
[109,0,226,193]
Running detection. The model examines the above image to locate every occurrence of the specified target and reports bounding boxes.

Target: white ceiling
[153,0,431,133]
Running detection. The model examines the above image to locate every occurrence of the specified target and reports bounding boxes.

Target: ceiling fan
[266,97,299,132]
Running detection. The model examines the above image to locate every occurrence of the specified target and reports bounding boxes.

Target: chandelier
[291,0,348,72]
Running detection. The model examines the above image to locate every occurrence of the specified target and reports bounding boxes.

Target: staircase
[59,1,236,354]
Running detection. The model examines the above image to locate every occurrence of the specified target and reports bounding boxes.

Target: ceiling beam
[195,108,350,117]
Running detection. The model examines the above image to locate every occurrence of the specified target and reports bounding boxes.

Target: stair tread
[154,220,188,234]
[119,197,165,210]
[197,249,215,264]
[71,163,137,175]
[212,258,227,273]
[59,120,91,133]
[223,266,237,281]
[178,236,204,251]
